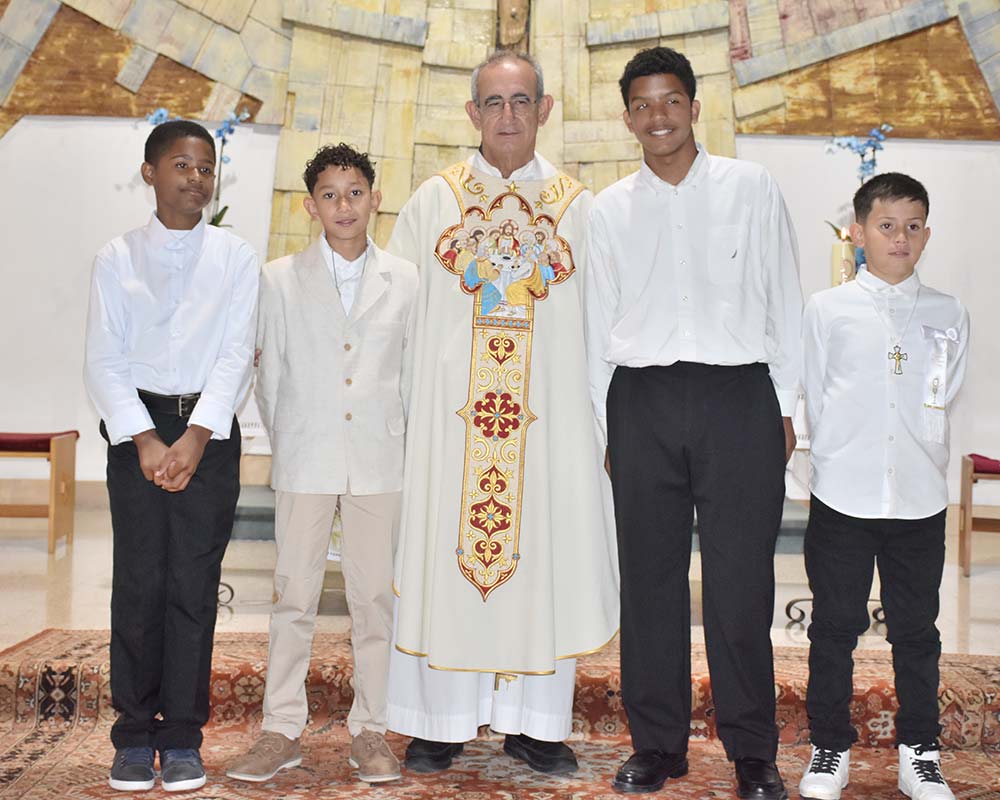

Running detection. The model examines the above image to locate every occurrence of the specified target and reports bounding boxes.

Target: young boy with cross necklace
[798,172,969,800]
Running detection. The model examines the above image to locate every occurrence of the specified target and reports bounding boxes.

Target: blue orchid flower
[146,107,170,125]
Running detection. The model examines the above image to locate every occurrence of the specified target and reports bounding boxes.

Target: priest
[385,50,619,776]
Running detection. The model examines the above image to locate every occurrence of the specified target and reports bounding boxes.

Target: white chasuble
[388,155,619,676]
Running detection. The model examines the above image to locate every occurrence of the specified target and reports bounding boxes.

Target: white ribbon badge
[920,325,959,443]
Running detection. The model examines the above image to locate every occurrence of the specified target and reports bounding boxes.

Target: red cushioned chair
[959,454,1000,577]
[0,431,79,553]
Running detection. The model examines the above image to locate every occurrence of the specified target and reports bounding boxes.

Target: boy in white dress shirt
[84,120,258,792]
[226,144,417,785]
[798,173,969,800]
[585,46,801,799]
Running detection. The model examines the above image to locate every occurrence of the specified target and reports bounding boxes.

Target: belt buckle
[178,394,197,417]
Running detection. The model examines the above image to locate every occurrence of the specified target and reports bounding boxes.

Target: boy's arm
[159,242,259,491]
[83,248,156,444]
[399,267,418,420]
[801,295,827,440]
[253,264,285,434]
[187,241,260,436]
[583,205,620,450]
[761,173,803,460]
[761,173,803,417]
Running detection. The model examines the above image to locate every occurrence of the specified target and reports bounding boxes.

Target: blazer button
[345,412,353,421]
[345,377,353,386]
[344,343,352,351]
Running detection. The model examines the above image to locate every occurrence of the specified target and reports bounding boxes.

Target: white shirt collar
[469,150,556,181]
[146,212,206,255]
[855,267,921,296]
[320,235,373,274]
[638,143,708,192]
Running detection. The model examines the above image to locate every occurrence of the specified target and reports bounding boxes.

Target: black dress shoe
[404,738,464,773]
[503,734,578,775]
[734,758,788,800]
[612,750,688,794]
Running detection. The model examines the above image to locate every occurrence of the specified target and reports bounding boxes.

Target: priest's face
[623,73,700,162]
[466,58,554,172]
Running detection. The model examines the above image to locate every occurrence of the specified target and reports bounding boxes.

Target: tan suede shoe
[226,731,302,782]
[349,729,401,783]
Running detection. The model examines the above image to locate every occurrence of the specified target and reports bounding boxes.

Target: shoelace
[808,748,843,775]
[909,743,945,785]
[117,747,154,768]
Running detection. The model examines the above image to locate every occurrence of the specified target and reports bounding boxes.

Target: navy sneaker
[160,748,207,792]
[108,746,155,791]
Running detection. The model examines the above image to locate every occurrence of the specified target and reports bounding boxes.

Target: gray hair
[470,50,545,105]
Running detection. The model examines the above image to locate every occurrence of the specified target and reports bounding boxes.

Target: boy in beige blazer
[227,144,417,784]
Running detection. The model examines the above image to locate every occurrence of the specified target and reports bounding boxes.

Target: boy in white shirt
[84,120,258,792]
[798,173,969,800]
[226,144,417,785]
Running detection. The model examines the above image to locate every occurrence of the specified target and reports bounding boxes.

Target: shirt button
[680,259,686,266]
[344,343,352,351]
[888,435,895,442]
[345,378,352,386]
[345,412,352,421]
[889,309,896,315]
[682,295,689,302]
[890,402,896,409]
[888,467,895,475]
[676,223,683,230]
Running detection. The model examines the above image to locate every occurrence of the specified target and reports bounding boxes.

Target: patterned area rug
[2,630,1000,798]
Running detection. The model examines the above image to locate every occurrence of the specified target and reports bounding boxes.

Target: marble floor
[2,500,1000,655]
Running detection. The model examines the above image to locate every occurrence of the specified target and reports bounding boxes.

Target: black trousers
[103,413,240,750]
[607,362,786,760]
[805,496,945,750]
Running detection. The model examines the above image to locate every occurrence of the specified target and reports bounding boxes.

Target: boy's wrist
[132,428,157,445]
[186,424,213,445]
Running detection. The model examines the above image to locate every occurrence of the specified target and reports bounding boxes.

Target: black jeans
[607,362,786,761]
[103,413,240,750]
[805,496,946,750]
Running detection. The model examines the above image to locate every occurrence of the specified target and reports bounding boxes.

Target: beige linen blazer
[255,237,418,495]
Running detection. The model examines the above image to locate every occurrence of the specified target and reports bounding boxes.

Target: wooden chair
[959,454,1000,577]
[0,431,79,553]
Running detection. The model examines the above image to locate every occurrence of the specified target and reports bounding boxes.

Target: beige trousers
[262,490,399,738]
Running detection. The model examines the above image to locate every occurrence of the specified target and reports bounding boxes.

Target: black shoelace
[808,748,842,775]
[909,743,945,785]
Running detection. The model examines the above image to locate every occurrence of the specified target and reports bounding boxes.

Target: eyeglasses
[477,94,538,117]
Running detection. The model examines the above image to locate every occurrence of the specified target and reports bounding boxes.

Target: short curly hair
[619,47,697,109]
[303,143,376,193]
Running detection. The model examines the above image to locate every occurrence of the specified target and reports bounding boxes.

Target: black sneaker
[160,748,207,792]
[108,746,155,791]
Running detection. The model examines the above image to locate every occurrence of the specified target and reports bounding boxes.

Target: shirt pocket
[706,224,745,285]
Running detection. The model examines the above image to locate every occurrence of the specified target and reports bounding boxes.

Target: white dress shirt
[319,235,373,315]
[84,213,259,444]
[803,269,969,519]
[585,146,803,440]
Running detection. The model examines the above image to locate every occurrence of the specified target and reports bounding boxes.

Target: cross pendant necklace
[872,286,919,376]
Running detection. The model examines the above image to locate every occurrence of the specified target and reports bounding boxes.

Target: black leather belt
[138,389,201,417]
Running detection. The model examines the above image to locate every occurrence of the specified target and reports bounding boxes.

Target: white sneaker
[898,743,955,800]
[798,746,849,800]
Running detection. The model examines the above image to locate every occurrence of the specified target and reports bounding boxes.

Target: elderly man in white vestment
[385,50,619,775]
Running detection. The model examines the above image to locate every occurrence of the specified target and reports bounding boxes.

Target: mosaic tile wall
[0,0,997,254]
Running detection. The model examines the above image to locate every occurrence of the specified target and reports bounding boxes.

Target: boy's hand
[155,425,213,492]
[783,416,796,464]
[253,348,261,368]
[604,446,611,479]
[133,429,169,482]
